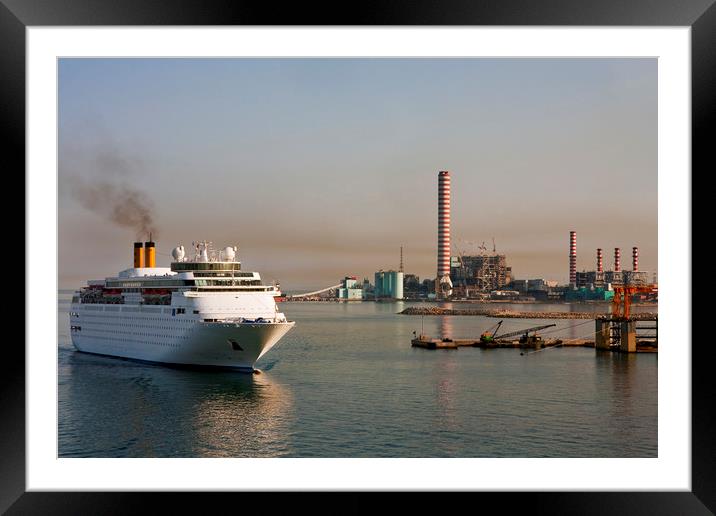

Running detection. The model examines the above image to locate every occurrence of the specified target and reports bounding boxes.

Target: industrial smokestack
[134,242,144,268]
[597,248,603,273]
[632,247,639,272]
[144,239,156,268]
[614,248,621,272]
[437,171,451,295]
[569,231,577,287]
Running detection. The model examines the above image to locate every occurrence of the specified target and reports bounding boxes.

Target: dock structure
[411,335,459,349]
[410,334,584,350]
[595,316,657,353]
[411,316,657,353]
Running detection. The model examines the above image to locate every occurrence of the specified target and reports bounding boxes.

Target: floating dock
[411,336,459,349]
[411,316,657,353]
[411,335,575,350]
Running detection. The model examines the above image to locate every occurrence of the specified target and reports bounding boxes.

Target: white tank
[171,245,186,262]
[224,246,236,261]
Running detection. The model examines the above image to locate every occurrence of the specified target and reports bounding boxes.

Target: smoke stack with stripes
[597,248,603,273]
[569,231,577,288]
[614,248,621,272]
[632,247,639,272]
[436,171,453,298]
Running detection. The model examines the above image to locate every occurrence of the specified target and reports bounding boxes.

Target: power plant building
[374,270,404,300]
[450,254,513,292]
[571,236,651,289]
[337,276,363,300]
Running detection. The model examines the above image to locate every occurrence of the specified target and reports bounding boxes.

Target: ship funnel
[134,242,145,268]
[144,240,156,268]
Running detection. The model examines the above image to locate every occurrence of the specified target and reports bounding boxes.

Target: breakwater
[399,306,658,320]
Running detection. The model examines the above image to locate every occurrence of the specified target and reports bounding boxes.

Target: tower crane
[454,240,470,297]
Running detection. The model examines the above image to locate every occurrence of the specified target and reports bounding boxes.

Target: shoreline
[399,306,658,320]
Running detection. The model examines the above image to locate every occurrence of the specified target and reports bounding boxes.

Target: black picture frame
[5,1,709,513]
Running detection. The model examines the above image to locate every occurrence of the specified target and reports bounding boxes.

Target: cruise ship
[69,240,295,371]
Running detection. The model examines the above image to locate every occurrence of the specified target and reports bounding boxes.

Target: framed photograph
[8,0,709,512]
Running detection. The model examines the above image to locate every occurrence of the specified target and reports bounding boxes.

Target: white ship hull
[71,241,295,371]
[71,303,294,371]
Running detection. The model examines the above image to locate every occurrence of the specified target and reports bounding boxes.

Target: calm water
[58,293,657,457]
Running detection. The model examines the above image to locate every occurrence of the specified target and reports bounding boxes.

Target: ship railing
[202,316,288,324]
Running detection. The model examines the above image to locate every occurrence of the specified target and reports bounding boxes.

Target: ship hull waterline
[70,321,295,371]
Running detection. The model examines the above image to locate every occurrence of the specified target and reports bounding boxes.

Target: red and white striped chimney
[569,231,577,287]
[597,248,603,273]
[614,248,621,272]
[632,247,639,272]
[437,171,451,281]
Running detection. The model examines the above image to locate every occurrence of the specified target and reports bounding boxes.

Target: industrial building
[336,276,363,300]
[374,270,404,300]
[565,286,614,302]
[508,278,561,301]
[450,253,513,293]
[569,233,652,296]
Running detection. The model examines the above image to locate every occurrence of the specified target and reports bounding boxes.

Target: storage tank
[393,271,404,300]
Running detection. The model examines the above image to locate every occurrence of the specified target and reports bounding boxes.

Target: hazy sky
[58,58,657,291]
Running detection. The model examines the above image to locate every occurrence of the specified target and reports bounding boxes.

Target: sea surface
[58,292,657,457]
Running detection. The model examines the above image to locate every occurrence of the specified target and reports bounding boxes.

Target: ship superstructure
[69,240,295,371]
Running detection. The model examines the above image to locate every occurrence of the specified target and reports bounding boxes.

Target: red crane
[611,284,658,319]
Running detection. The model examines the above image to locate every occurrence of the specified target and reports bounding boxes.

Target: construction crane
[479,320,503,344]
[612,284,658,319]
[453,240,470,297]
[483,323,557,345]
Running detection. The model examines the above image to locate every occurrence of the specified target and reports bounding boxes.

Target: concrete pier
[620,320,637,353]
[594,316,657,353]
[595,318,612,350]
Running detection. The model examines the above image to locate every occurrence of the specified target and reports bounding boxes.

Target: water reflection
[604,352,638,418]
[59,296,657,458]
[435,356,459,434]
[434,314,460,452]
[439,315,454,340]
[60,351,293,457]
[191,372,293,457]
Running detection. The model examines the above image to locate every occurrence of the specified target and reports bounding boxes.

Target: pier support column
[620,320,637,353]
[595,319,611,350]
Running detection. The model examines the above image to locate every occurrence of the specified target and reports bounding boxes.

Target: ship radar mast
[187,240,240,262]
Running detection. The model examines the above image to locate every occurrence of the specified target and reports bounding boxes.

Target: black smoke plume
[64,145,157,241]
[70,178,157,240]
